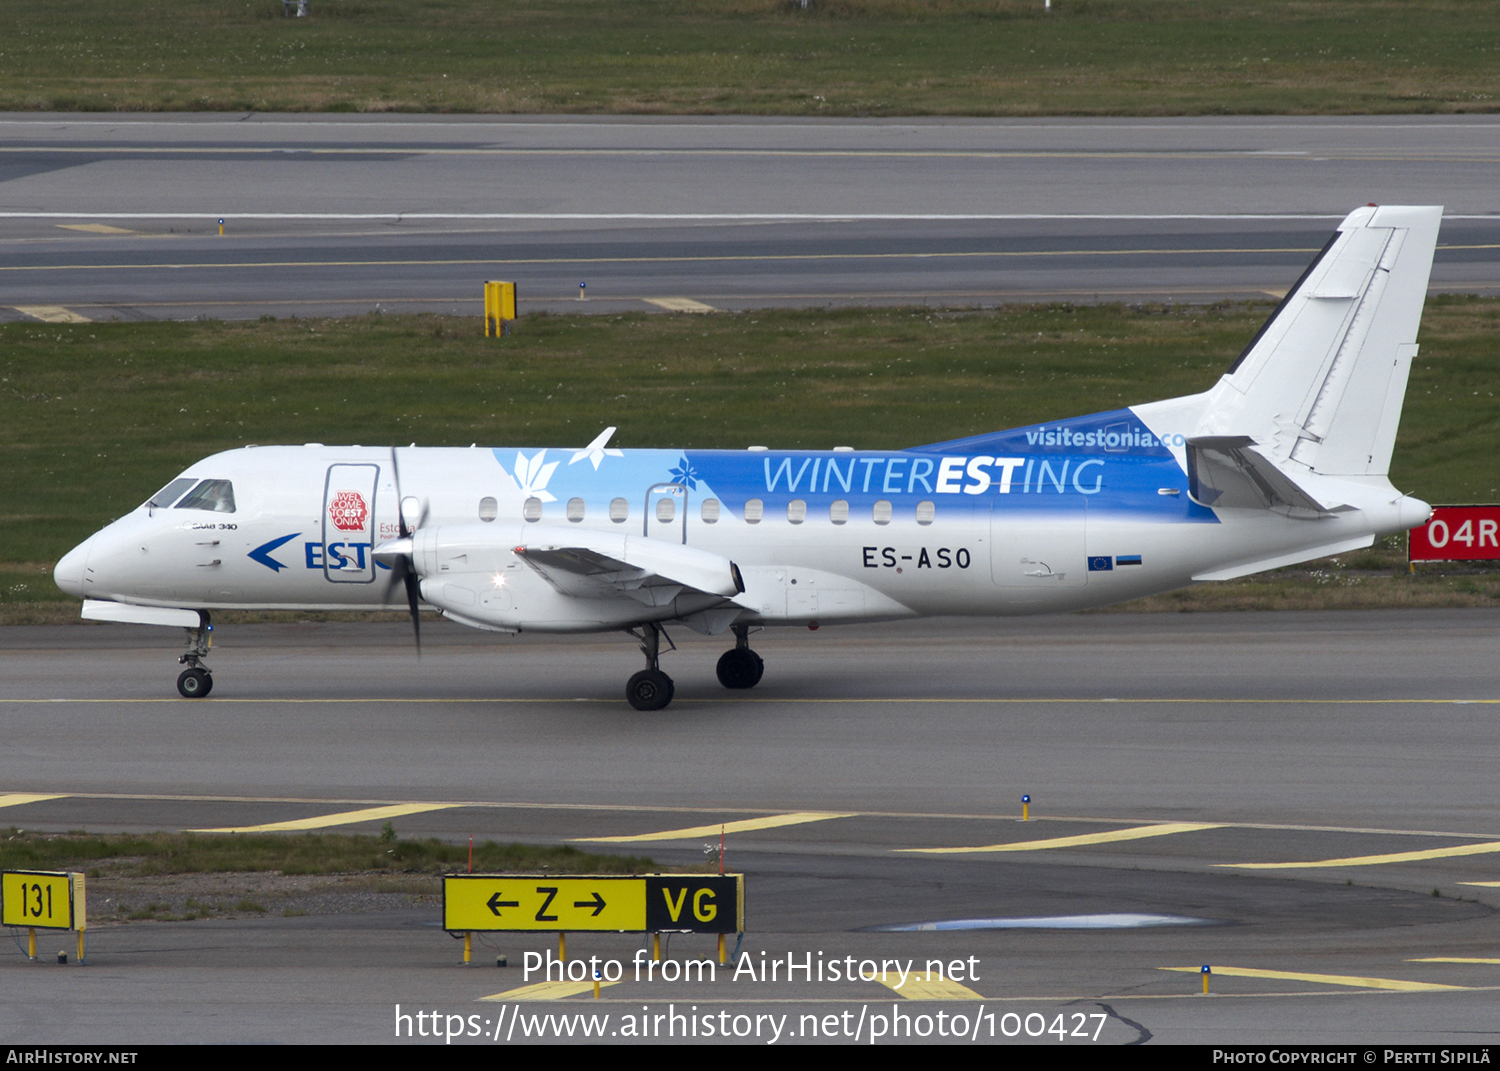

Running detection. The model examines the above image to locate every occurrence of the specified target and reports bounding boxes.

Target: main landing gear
[626,622,675,711]
[624,621,765,710]
[176,613,214,698]
[716,624,763,690]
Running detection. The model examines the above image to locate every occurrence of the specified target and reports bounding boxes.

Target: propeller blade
[404,565,422,657]
[388,445,420,655]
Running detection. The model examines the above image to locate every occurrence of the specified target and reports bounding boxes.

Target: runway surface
[1,114,1497,322]
[2,610,1499,1044]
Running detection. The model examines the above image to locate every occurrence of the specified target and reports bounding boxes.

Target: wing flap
[513,528,744,603]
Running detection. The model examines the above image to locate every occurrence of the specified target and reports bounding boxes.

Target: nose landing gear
[176,613,214,698]
[716,623,764,690]
[626,622,674,711]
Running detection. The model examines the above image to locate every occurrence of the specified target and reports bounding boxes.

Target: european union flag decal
[1087,556,1113,572]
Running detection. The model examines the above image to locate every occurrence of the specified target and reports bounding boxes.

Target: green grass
[2,0,1497,116]
[5,299,1498,620]
[0,828,654,876]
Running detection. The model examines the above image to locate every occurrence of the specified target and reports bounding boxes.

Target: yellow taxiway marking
[13,305,91,323]
[1410,958,1500,965]
[0,793,67,809]
[190,802,460,833]
[57,223,137,235]
[877,971,984,1001]
[905,821,1222,855]
[643,297,716,313]
[1223,840,1500,869]
[1459,881,1500,888]
[480,979,621,1002]
[580,812,855,843]
[1161,967,1465,992]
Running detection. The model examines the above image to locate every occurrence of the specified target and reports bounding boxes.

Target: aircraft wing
[513,529,745,608]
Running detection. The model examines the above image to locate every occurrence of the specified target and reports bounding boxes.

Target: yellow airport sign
[445,874,743,934]
[2,870,75,931]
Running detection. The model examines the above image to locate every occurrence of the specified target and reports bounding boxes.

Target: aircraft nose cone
[54,537,93,598]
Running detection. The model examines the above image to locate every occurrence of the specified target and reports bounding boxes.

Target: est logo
[328,490,370,532]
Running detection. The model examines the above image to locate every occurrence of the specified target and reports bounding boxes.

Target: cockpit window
[146,477,198,510]
[174,479,236,514]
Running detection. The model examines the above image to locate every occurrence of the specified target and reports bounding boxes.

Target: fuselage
[53,405,1423,632]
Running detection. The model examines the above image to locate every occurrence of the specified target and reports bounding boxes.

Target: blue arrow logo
[248,533,300,572]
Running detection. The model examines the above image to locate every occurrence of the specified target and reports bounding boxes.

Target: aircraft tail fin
[1191,205,1441,480]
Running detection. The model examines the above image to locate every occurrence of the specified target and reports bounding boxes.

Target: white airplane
[54,205,1439,709]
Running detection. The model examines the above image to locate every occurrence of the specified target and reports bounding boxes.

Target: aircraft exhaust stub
[443,873,744,934]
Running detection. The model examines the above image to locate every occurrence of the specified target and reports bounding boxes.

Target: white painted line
[0,211,1353,222]
[871,913,1211,932]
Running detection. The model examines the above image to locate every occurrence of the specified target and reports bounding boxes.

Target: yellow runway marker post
[1222,840,1500,870]
[480,979,621,1002]
[904,822,1222,855]
[876,971,984,1001]
[1160,966,1465,992]
[579,812,855,843]
[189,802,460,833]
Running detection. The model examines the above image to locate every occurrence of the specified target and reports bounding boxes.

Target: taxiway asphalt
[1,114,1497,321]
[2,611,1497,1044]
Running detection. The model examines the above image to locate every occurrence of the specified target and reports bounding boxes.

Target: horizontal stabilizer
[1186,436,1352,515]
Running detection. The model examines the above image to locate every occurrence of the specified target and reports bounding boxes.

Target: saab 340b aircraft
[55,205,1439,709]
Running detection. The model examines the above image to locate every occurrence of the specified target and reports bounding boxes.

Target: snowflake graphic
[509,449,560,502]
[668,456,701,491]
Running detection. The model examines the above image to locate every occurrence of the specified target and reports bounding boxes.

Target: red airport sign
[1409,505,1500,563]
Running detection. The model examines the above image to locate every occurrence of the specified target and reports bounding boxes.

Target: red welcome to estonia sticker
[328,490,370,532]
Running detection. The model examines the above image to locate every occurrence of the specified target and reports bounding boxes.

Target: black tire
[626,669,674,711]
[716,648,764,690]
[177,668,212,698]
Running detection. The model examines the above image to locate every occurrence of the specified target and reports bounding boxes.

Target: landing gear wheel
[716,647,764,690]
[177,668,212,698]
[626,669,675,711]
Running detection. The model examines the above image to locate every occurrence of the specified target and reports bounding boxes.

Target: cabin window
[743,498,763,524]
[523,497,543,522]
[873,499,892,525]
[829,499,849,525]
[701,498,721,523]
[656,497,676,523]
[916,500,935,525]
[609,497,629,523]
[567,497,585,522]
[174,479,236,514]
[478,497,498,522]
[146,477,197,511]
[787,499,807,524]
